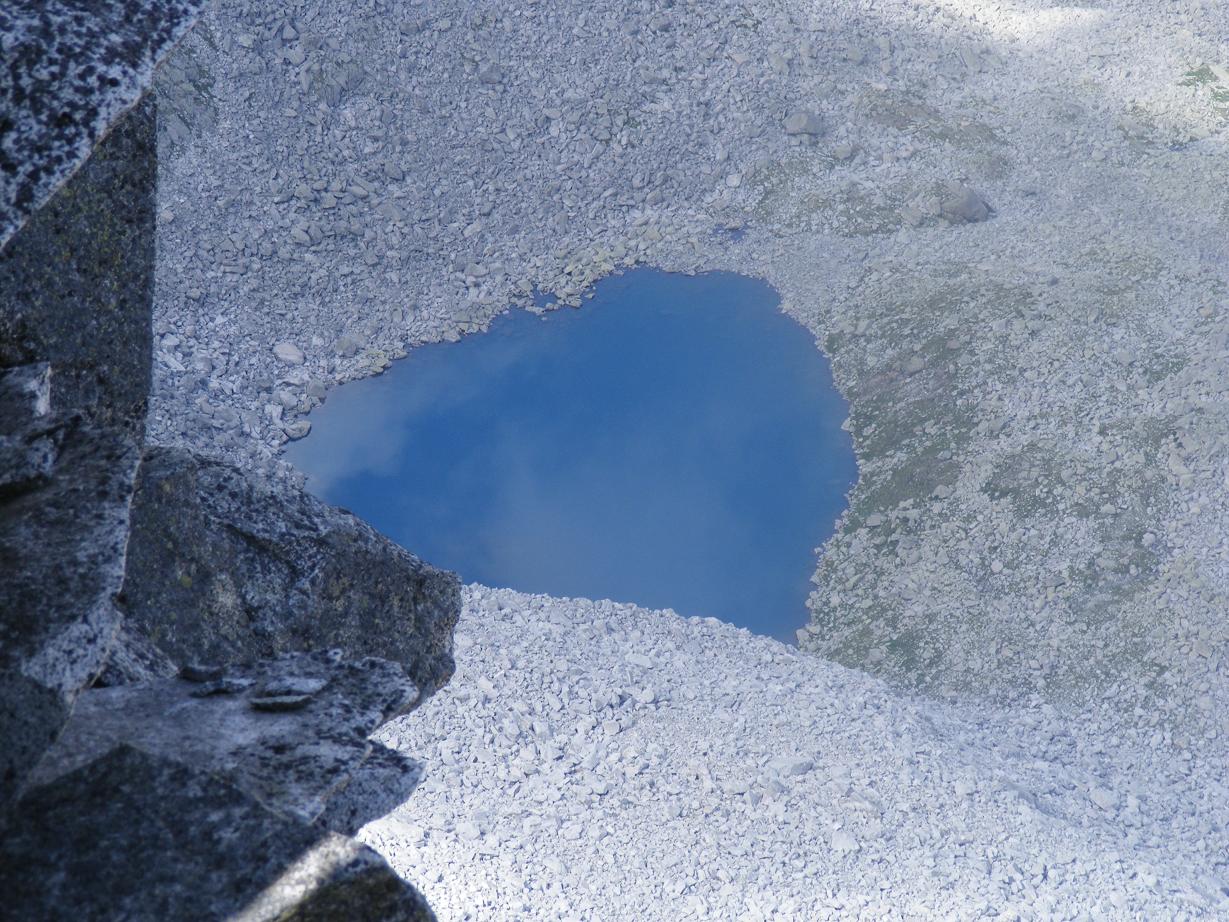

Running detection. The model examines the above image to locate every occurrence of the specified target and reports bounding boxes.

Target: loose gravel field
[147,0,1229,916]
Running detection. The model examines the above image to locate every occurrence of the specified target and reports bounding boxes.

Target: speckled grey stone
[0,0,206,251]
[1,745,436,921]
[121,446,460,699]
[0,97,157,804]
[0,362,49,430]
[30,650,420,826]
[0,97,156,427]
[0,362,54,491]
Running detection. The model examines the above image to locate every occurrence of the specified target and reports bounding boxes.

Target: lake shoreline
[146,0,1229,914]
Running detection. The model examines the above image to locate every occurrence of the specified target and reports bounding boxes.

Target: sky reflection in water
[286,269,856,642]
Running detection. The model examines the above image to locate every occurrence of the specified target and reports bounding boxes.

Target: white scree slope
[365,586,1226,921]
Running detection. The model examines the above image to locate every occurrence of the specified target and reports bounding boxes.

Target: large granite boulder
[30,650,421,827]
[0,95,158,803]
[1,745,436,921]
[0,0,205,250]
[121,446,460,698]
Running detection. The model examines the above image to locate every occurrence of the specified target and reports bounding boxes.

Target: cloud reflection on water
[287,269,857,642]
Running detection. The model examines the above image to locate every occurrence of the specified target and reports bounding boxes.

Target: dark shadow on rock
[316,741,425,836]
[0,745,436,921]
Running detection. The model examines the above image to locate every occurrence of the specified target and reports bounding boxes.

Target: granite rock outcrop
[0,88,158,802]
[0,5,455,917]
[119,447,460,699]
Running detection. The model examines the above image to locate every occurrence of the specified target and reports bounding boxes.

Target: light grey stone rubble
[147,0,1229,721]
[367,586,1228,920]
[145,0,1229,916]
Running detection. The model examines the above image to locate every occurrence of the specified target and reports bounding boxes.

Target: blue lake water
[286,269,856,642]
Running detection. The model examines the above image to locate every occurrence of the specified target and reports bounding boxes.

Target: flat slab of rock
[31,651,420,825]
[0,0,205,250]
[122,447,459,698]
[1,745,435,921]
[274,341,306,365]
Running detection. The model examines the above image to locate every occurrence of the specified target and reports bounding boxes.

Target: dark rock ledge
[29,651,423,829]
[1,5,458,919]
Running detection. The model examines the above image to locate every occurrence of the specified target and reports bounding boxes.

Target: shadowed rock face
[0,422,139,798]
[0,0,206,251]
[0,97,157,801]
[121,446,461,699]
[0,95,156,427]
[0,745,436,922]
[30,650,422,826]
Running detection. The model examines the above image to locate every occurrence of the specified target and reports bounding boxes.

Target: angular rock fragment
[31,651,420,825]
[121,447,460,698]
[89,622,177,687]
[784,110,824,136]
[1,745,435,921]
[274,341,306,365]
[939,183,993,223]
